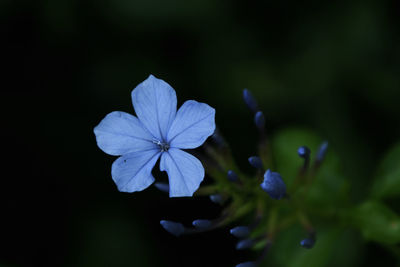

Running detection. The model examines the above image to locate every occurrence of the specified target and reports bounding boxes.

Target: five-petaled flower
[94,75,216,197]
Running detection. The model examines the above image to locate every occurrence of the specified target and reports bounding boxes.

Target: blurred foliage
[371,142,400,199]
[272,128,349,213]
[270,127,400,266]
[351,201,400,245]
[266,225,362,267]
[75,212,157,267]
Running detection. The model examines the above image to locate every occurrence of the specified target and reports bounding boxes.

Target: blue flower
[94,75,216,197]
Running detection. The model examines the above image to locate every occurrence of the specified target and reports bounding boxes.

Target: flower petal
[94,111,157,156]
[160,148,204,197]
[131,75,177,141]
[167,100,215,149]
[112,149,161,192]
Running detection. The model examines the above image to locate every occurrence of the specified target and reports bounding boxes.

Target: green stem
[195,185,217,196]
[267,207,279,240]
[297,210,313,232]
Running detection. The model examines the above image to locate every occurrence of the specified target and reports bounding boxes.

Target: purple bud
[248,156,263,169]
[192,219,212,229]
[227,170,238,182]
[209,194,223,204]
[236,262,257,267]
[211,129,225,147]
[254,111,265,130]
[300,238,315,249]
[160,220,185,237]
[260,169,287,200]
[230,226,250,238]
[243,89,258,113]
[316,141,328,162]
[154,182,169,193]
[236,238,255,250]
[297,146,310,159]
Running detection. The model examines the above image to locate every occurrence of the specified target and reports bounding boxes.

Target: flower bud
[210,129,226,147]
[236,262,257,267]
[192,219,212,229]
[160,220,185,237]
[316,141,328,162]
[230,226,250,238]
[243,89,258,113]
[209,194,223,204]
[248,156,263,169]
[154,182,169,193]
[236,239,255,250]
[254,111,265,130]
[300,238,315,249]
[260,169,286,200]
[297,146,310,159]
[227,170,238,182]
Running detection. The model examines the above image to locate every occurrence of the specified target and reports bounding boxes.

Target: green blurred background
[2,0,400,266]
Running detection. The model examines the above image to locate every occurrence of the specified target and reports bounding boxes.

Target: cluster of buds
[159,88,328,266]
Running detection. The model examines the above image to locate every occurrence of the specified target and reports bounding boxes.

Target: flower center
[152,140,170,152]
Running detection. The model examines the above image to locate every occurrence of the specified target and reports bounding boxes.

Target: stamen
[152,139,170,152]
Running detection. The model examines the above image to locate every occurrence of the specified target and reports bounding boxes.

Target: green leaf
[351,201,400,245]
[272,127,323,186]
[371,142,400,199]
[271,127,348,209]
[262,225,362,267]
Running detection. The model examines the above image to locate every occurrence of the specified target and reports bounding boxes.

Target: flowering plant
[95,75,400,266]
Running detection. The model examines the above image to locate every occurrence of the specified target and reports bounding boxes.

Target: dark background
[2,0,400,266]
